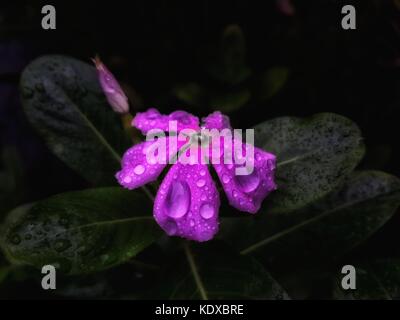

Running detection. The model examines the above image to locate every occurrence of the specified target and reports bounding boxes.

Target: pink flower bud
[92,56,129,114]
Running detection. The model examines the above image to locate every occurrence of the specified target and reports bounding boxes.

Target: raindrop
[10,234,21,245]
[54,239,71,252]
[134,164,145,175]
[164,220,178,235]
[199,169,206,176]
[235,170,260,193]
[123,176,132,184]
[196,179,206,188]
[201,194,207,201]
[200,203,215,219]
[165,181,191,218]
[232,190,238,198]
[222,174,231,184]
[190,220,195,227]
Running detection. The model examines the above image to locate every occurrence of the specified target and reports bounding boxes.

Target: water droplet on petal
[226,164,233,170]
[236,170,260,193]
[134,164,145,175]
[164,220,177,235]
[190,220,195,227]
[165,181,191,218]
[201,194,207,201]
[123,175,132,184]
[232,190,238,198]
[200,169,206,176]
[200,203,215,219]
[222,174,231,184]
[196,179,206,188]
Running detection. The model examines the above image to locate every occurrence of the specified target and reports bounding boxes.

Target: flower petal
[133,108,200,134]
[153,162,220,242]
[202,111,231,130]
[116,136,184,190]
[213,140,277,213]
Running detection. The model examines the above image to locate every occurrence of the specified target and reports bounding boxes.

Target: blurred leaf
[155,242,289,299]
[208,25,252,85]
[333,259,400,299]
[173,82,205,107]
[221,171,400,265]
[211,89,251,113]
[0,188,161,275]
[20,55,130,186]
[257,67,289,101]
[254,113,365,213]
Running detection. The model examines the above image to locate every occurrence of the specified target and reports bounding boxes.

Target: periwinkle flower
[92,56,129,114]
[116,108,277,242]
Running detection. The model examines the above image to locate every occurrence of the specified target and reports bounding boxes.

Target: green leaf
[173,82,205,107]
[333,259,400,299]
[257,67,289,100]
[211,89,251,113]
[0,188,161,275]
[20,55,129,186]
[208,25,252,85]
[221,171,400,265]
[155,242,289,299]
[254,113,365,213]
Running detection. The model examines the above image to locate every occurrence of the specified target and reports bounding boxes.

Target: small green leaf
[155,242,289,300]
[222,171,400,265]
[254,113,365,213]
[211,89,251,113]
[257,67,289,100]
[333,259,400,299]
[173,82,205,106]
[20,55,130,186]
[0,188,161,275]
[208,25,252,85]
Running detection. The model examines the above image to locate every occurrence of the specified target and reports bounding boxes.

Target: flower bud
[92,55,129,114]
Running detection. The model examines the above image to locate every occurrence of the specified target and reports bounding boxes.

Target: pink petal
[153,162,220,242]
[202,111,231,130]
[213,140,277,213]
[116,136,184,190]
[132,108,200,134]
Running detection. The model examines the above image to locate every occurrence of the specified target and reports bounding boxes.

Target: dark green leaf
[333,259,400,299]
[155,242,289,299]
[20,55,129,186]
[208,25,251,85]
[0,188,161,275]
[221,171,400,265]
[257,67,289,100]
[173,82,205,107]
[211,90,251,113]
[254,113,365,213]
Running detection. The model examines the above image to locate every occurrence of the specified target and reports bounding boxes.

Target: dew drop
[164,220,178,235]
[123,175,132,184]
[232,190,238,198]
[200,203,215,219]
[165,181,191,218]
[54,239,71,252]
[201,194,207,201]
[190,220,195,227]
[10,234,21,245]
[235,170,260,193]
[133,164,145,175]
[196,179,206,188]
[222,174,231,184]
[200,169,206,176]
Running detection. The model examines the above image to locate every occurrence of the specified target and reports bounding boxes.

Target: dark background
[0,0,399,298]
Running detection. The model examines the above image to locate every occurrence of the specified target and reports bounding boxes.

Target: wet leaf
[221,171,400,266]
[254,113,365,213]
[0,188,161,275]
[20,55,130,186]
[333,259,400,299]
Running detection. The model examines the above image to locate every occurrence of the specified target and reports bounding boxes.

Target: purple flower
[92,56,129,114]
[116,108,277,242]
